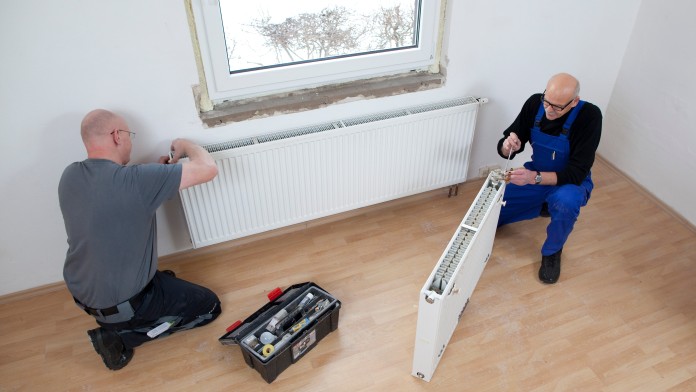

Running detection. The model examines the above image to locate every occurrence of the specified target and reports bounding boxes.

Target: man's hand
[506,168,535,186]
[502,132,521,156]
[168,138,189,164]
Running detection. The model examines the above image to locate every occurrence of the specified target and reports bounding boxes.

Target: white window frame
[191,0,443,103]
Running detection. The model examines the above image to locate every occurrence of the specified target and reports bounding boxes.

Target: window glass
[220,1,419,74]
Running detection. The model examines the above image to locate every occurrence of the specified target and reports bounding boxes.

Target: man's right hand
[502,132,521,156]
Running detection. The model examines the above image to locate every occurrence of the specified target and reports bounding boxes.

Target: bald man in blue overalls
[497,73,602,283]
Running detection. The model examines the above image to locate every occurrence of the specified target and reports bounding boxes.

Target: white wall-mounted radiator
[180,97,487,248]
[412,169,506,381]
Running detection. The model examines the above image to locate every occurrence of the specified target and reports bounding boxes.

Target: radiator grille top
[257,122,339,143]
[201,96,482,154]
[204,138,255,153]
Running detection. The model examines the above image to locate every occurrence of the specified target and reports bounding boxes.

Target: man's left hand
[506,168,535,186]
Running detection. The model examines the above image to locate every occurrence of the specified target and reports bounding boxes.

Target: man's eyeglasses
[111,129,136,140]
[540,90,575,112]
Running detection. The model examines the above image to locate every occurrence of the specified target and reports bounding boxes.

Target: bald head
[80,109,132,164]
[81,109,123,144]
[540,73,581,120]
[546,73,580,100]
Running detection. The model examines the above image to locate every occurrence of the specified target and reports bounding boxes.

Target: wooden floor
[1,158,695,391]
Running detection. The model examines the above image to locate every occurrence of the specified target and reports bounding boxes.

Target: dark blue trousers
[98,271,221,349]
[498,176,593,256]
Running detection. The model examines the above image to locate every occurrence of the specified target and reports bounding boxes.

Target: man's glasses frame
[111,129,136,140]
[540,90,575,112]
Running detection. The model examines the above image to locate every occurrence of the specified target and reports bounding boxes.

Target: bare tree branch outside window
[249,7,366,64]
[371,4,416,48]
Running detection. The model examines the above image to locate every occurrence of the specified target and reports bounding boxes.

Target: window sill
[198,71,445,127]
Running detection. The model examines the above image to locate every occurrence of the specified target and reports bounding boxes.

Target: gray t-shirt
[59,158,182,308]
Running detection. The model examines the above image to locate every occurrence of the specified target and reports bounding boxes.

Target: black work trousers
[97,271,221,349]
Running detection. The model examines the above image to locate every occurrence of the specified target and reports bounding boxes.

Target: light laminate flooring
[1,157,695,391]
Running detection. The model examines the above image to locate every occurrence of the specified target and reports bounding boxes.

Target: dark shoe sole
[88,328,133,370]
[539,272,559,284]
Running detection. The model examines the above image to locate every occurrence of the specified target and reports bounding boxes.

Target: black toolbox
[219,282,341,383]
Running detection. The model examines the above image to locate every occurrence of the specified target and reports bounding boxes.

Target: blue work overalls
[498,101,593,256]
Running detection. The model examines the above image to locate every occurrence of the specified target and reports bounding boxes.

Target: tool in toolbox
[219,282,341,383]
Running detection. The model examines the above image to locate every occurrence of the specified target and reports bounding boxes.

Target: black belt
[75,280,153,318]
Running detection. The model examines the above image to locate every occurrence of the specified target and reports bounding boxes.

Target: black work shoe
[539,249,562,284]
[539,202,550,217]
[162,269,176,277]
[87,328,133,370]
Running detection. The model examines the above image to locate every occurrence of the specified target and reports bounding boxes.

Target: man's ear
[111,129,122,145]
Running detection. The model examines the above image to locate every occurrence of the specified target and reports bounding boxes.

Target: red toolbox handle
[267,287,282,302]
[226,320,242,332]
[225,287,282,333]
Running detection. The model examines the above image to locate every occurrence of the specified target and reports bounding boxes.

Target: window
[191,0,442,103]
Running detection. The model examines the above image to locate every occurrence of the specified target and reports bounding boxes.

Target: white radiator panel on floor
[412,169,506,382]
[180,97,487,248]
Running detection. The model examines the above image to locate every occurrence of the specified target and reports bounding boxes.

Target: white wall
[446,1,640,176]
[0,0,641,296]
[599,0,696,225]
